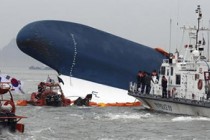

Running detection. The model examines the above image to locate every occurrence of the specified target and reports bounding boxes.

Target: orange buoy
[89,102,98,106]
[16,100,28,106]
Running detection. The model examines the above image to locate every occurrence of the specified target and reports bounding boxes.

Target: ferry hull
[16,20,166,90]
[60,75,136,103]
[130,93,210,117]
[16,20,166,103]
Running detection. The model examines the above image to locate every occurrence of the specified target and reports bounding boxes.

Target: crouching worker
[74,94,92,106]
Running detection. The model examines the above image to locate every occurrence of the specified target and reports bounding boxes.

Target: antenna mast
[195,5,202,50]
[208,20,210,61]
[169,19,172,53]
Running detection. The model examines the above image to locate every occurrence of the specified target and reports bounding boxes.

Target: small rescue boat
[27,82,71,106]
[0,82,26,133]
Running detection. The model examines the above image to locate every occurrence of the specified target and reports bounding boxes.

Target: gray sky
[0,0,210,53]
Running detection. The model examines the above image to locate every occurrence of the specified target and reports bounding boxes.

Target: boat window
[204,72,210,80]
[171,67,173,76]
[160,67,165,75]
[195,74,199,80]
[176,75,181,85]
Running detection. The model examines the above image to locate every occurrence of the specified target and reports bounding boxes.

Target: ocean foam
[172,116,210,122]
[105,112,152,120]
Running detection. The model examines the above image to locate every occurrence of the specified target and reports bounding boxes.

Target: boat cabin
[156,49,210,101]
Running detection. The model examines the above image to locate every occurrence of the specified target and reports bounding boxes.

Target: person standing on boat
[36,82,45,99]
[141,71,146,94]
[145,73,154,94]
[152,70,159,82]
[161,76,167,98]
[207,83,210,100]
[137,71,143,91]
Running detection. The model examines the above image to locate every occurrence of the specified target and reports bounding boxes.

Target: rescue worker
[137,71,143,91]
[145,73,154,94]
[152,70,159,82]
[36,82,45,99]
[207,83,210,100]
[74,94,92,106]
[140,71,146,94]
[161,76,167,98]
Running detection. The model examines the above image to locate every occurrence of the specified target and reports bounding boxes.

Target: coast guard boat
[16,17,167,104]
[128,5,210,117]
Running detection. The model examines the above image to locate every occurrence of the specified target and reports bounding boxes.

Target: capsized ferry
[128,5,210,117]
[16,17,167,104]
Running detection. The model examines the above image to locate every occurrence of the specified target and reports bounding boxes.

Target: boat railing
[129,82,137,92]
[0,82,11,88]
[0,82,11,95]
[163,58,185,64]
[163,59,169,63]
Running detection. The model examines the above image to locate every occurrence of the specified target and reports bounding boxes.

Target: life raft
[16,100,28,106]
[155,48,170,57]
[88,101,141,107]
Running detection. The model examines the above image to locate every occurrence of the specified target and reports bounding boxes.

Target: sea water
[1,67,210,140]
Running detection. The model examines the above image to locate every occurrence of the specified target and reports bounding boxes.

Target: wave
[172,116,210,122]
[102,112,152,120]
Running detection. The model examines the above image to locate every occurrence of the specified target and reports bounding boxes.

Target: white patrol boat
[128,5,210,117]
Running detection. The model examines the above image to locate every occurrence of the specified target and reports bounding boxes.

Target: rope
[91,91,99,98]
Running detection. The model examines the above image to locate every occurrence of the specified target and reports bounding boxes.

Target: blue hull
[16,20,165,90]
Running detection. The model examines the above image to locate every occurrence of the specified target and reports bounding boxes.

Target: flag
[6,75,10,80]
[11,78,19,87]
[0,74,11,82]
[0,74,25,94]
[47,75,55,83]
[17,86,25,94]
[57,76,64,85]
[11,79,24,94]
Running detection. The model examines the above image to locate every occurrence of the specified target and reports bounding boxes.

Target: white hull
[136,96,210,117]
[59,75,136,103]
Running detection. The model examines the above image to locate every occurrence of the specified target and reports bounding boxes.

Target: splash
[172,116,210,122]
[69,113,84,119]
[105,112,152,120]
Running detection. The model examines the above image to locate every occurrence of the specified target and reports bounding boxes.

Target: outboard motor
[45,94,62,106]
[6,112,17,132]
[0,112,17,133]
